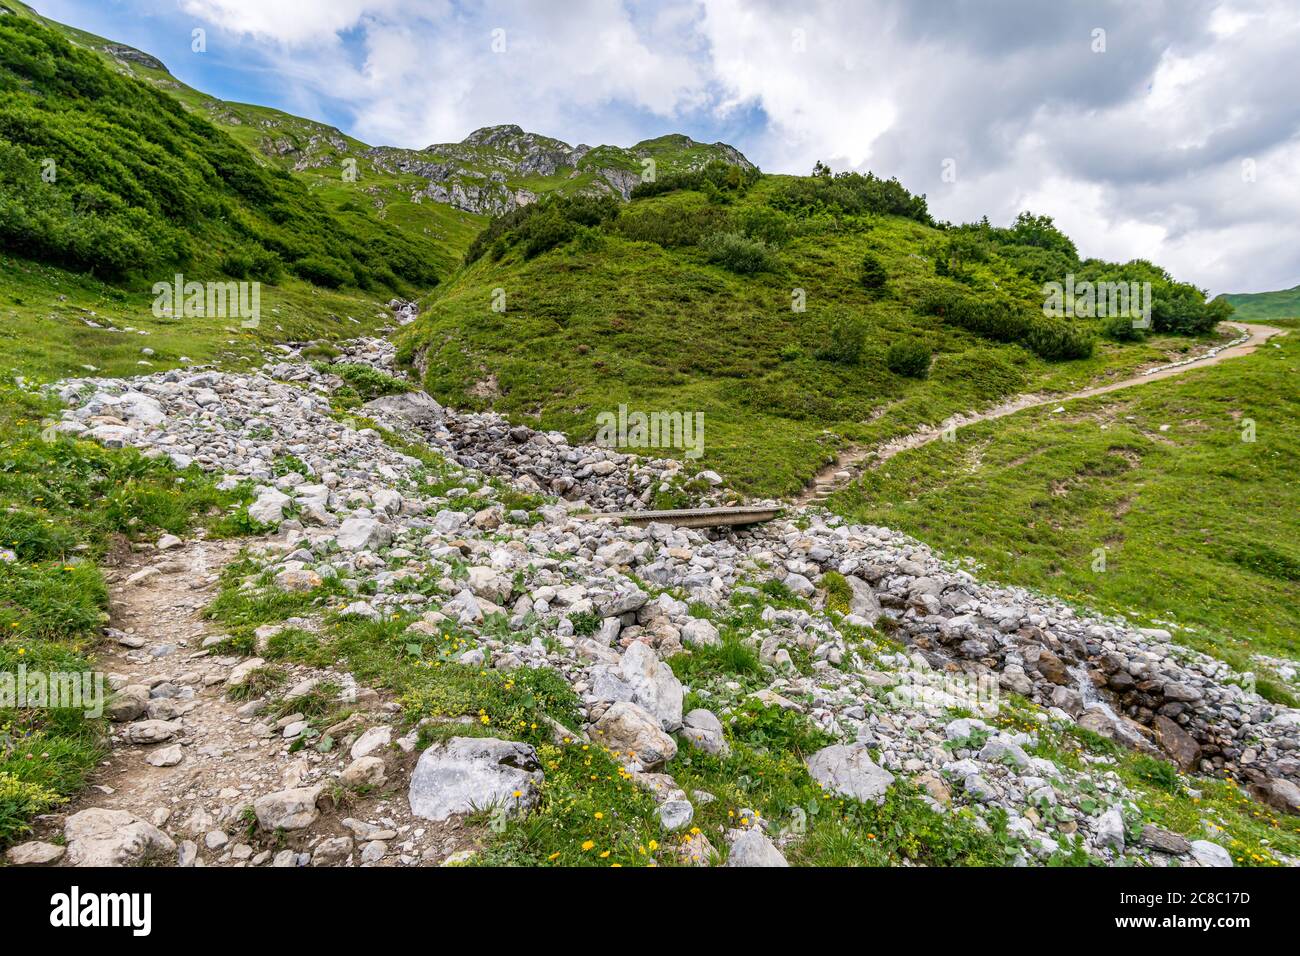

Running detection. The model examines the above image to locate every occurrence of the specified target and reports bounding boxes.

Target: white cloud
[178,0,408,46]
[170,0,1300,293]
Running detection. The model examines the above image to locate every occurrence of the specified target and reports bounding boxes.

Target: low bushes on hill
[919,288,1093,361]
[0,16,439,289]
[815,314,867,364]
[1026,318,1095,360]
[860,252,888,293]
[611,199,729,248]
[1102,313,1146,342]
[629,159,760,200]
[464,194,620,264]
[886,340,931,378]
[771,167,932,225]
[700,231,779,275]
[932,348,1027,400]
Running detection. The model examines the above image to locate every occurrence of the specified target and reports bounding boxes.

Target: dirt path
[796,321,1286,505]
[38,538,476,868]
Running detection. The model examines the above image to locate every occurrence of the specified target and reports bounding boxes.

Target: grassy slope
[0,253,407,381]
[1219,285,1300,321]
[829,321,1300,688]
[398,179,1225,497]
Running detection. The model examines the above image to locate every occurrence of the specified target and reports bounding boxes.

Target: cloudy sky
[33,0,1300,294]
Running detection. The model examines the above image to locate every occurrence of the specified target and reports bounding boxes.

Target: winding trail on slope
[796,321,1287,506]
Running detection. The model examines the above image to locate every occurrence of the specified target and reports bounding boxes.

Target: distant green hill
[1217,285,1300,321]
[0,13,441,290]
[397,171,1230,495]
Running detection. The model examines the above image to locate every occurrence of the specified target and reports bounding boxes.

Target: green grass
[0,253,408,381]
[830,330,1300,685]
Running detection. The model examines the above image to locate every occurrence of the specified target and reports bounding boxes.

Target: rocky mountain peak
[461,124,527,147]
[365,124,755,217]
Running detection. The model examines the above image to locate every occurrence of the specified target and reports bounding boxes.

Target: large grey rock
[124,719,181,744]
[350,725,392,759]
[1253,776,1300,815]
[845,575,882,624]
[619,641,683,731]
[806,743,895,804]
[1095,807,1126,852]
[254,785,324,831]
[589,701,677,770]
[64,808,176,866]
[681,618,720,648]
[1190,840,1233,867]
[336,517,391,552]
[725,829,788,867]
[248,487,292,525]
[341,756,387,789]
[682,708,729,756]
[362,390,444,424]
[658,799,694,832]
[1141,824,1192,855]
[408,737,542,822]
[979,737,1031,769]
[106,685,149,722]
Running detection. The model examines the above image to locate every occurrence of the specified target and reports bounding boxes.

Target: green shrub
[1026,318,1095,361]
[919,289,1033,344]
[921,289,1094,360]
[1130,755,1183,794]
[700,231,779,275]
[885,339,931,378]
[814,314,867,364]
[820,571,853,613]
[612,200,729,248]
[0,772,64,845]
[734,205,791,246]
[629,159,760,200]
[933,348,1026,401]
[292,255,351,288]
[1102,313,1146,342]
[326,363,412,402]
[770,168,932,224]
[859,252,888,292]
[464,195,619,264]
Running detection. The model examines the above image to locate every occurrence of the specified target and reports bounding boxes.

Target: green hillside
[1218,284,1300,321]
[830,322,1300,695]
[397,167,1232,496]
[0,14,444,289]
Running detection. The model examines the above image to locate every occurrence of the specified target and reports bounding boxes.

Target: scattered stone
[725,829,788,867]
[6,841,65,866]
[408,737,542,822]
[253,785,324,832]
[806,743,895,804]
[64,808,176,866]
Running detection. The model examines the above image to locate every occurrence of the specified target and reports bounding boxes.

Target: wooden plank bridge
[581,505,782,529]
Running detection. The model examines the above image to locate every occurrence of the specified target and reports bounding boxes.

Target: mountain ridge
[5,0,754,219]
